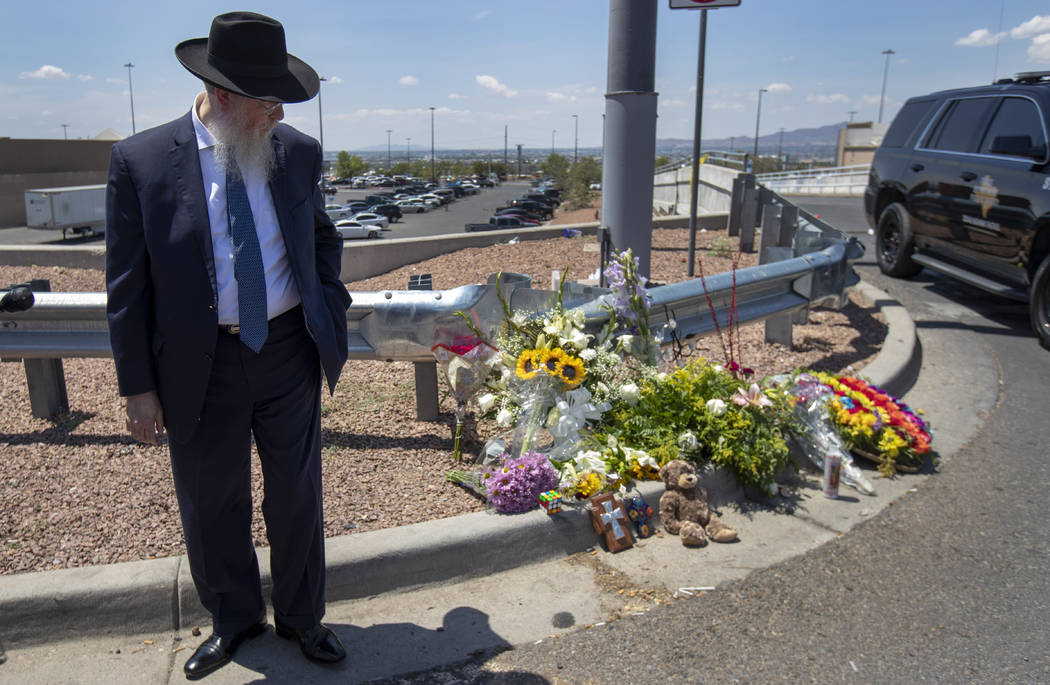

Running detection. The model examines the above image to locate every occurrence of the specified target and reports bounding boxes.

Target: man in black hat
[105,12,350,679]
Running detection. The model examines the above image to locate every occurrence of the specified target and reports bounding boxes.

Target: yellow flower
[576,472,603,497]
[557,355,587,387]
[540,348,568,375]
[515,349,542,379]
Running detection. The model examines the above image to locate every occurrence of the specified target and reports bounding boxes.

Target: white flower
[596,381,610,395]
[712,364,723,373]
[706,398,727,416]
[656,372,668,382]
[573,450,607,474]
[619,334,635,350]
[579,348,597,361]
[476,393,496,413]
[496,408,514,427]
[620,382,640,406]
[559,325,591,350]
[625,446,657,470]
[677,431,698,450]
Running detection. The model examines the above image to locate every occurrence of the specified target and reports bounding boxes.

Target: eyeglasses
[256,100,283,116]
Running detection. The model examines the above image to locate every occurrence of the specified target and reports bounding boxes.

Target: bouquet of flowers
[431,336,500,461]
[448,450,560,514]
[809,372,932,476]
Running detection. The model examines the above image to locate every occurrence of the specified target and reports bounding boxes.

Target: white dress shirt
[192,92,300,325]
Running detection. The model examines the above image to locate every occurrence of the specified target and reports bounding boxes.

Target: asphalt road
[401,196,1050,683]
[0,181,536,245]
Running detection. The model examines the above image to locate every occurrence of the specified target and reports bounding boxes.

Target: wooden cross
[588,493,634,552]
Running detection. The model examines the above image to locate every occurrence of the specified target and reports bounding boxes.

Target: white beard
[208,100,277,182]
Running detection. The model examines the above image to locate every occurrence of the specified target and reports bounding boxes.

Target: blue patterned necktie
[226,170,268,353]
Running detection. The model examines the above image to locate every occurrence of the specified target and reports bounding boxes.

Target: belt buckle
[222,323,240,334]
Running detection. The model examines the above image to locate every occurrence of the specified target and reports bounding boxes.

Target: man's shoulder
[114,112,192,155]
[273,123,320,153]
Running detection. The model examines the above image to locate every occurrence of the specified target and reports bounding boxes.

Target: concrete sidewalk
[0,280,978,684]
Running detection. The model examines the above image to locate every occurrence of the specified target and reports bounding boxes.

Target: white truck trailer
[24,184,106,239]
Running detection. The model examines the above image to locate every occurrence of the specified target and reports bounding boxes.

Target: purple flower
[483,451,560,513]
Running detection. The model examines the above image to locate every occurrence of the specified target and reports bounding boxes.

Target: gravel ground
[0,215,883,575]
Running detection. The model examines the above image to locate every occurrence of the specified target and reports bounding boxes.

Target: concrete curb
[0,280,913,645]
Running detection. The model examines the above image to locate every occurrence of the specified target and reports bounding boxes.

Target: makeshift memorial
[431,337,499,461]
[624,492,656,538]
[658,460,738,547]
[477,451,561,514]
[809,372,933,477]
[588,492,634,552]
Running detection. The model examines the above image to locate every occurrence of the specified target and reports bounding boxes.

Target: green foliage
[604,360,799,491]
[654,155,671,168]
[335,151,367,179]
[710,235,733,259]
[542,153,570,182]
[560,156,602,210]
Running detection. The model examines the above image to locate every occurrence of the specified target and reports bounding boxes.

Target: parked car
[395,199,429,213]
[496,206,545,222]
[325,206,356,222]
[864,70,1050,348]
[465,215,540,232]
[417,194,444,208]
[351,212,390,229]
[492,211,541,225]
[334,220,385,240]
[510,199,553,219]
[368,203,403,223]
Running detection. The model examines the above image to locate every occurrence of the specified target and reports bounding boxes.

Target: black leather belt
[218,305,302,335]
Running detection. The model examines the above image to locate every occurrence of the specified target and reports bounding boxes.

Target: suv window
[978,96,1048,161]
[922,97,998,153]
[882,99,936,147]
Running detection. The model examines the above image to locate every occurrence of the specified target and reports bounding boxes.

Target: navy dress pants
[169,306,325,635]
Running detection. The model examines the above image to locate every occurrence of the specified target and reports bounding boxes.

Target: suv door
[909,96,999,263]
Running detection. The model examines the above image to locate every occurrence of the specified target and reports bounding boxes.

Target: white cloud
[546,91,575,103]
[399,75,419,86]
[765,83,792,93]
[448,93,466,100]
[40,110,53,116]
[77,74,94,81]
[711,102,744,112]
[476,74,517,97]
[327,76,343,84]
[105,77,124,85]
[19,65,70,80]
[859,94,885,107]
[1029,33,1050,62]
[661,98,687,107]
[806,93,850,104]
[584,86,598,95]
[1010,15,1050,39]
[955,29,1004,47]
[473,10,490,20]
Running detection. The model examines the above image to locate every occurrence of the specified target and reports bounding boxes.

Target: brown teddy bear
[659,459,738,546]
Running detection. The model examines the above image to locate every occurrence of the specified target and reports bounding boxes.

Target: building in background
[836,122,888,167]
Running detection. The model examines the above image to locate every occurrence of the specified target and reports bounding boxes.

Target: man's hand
[125,391,165,445]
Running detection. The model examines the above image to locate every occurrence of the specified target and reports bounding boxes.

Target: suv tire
[1029,254,1050,350]
[876,202,923,278]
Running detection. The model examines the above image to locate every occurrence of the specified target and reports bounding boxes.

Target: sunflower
[557,355,586,387]
[515,349,542,379]
[540,348,568,375]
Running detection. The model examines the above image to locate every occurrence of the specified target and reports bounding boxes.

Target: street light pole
[753,88,768,163]
[317,76,326,176]
[879,49,895,123]
[429,106,436,182]
[572,114,578,163]
[406,137,411,162]
[386,129,392,169]
[61,124,69,140]
[551,129,556,157]
[848,110,857,123]
[123,62,136,135]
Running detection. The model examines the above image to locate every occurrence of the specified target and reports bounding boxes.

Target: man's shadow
[224,606,548,683]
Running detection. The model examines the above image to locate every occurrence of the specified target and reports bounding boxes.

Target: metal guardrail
[654,150,746,175]
[756,164,871,196]
[0,184,863,418]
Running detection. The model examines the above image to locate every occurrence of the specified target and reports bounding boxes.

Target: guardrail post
[727,174,746,237]
[758,208,793,347]
[408,274,440,421]
[738,176,759,253]
[20,280,70,418]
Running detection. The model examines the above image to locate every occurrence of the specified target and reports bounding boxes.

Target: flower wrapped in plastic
[431,337,500,461]
[779,373,875,495]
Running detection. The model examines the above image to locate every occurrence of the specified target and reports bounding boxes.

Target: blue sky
[3,1,1050,153]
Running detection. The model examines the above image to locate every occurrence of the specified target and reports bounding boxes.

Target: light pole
[753,88,768,162]
[317,76,326,176]
[848,110,857,123]
[123,62,136,135]
[878,49,895,123]
[406,137,411,162]
[61,124,69,140]
[777,127,784,169]
[386,129,392,169]
[572,114,578,163]
[551,129,556,157]
[429,106,436,182]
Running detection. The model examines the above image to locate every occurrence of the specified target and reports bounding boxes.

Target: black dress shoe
[274,619,346,663]
[183,618,267,680]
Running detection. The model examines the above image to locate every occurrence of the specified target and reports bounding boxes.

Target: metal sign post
[670,0,742,277]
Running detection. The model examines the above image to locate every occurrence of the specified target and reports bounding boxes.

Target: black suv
[865,71,1050,348]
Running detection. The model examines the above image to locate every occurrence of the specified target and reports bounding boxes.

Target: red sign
[669,0,742,8]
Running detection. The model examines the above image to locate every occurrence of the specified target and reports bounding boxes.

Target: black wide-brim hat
[175,11,318,103]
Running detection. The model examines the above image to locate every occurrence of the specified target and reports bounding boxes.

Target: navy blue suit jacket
[105,112,350,443]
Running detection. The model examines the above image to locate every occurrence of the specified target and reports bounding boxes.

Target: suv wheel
[876,202,922,278]
[1029,255,1050,350]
